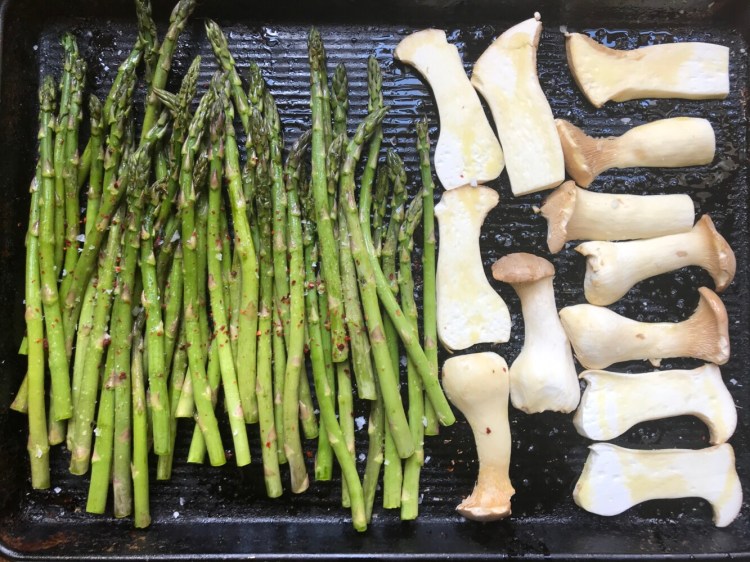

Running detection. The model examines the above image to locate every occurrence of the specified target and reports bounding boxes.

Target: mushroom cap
[556,119,598,187]
[492,252,555,284]
[696,214,737,292]
[540,180,577,253]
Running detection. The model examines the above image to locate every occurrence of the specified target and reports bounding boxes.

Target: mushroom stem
[394,29,504,189]
[442,352,514,521]
[435,186,511,350]
[540,181,694,254]
[556,118,715,187]
[565,33,729,108]
[575,364,737,445]
[491,253,579,414]
[578,215,736,306]
[559,286,730,369]
[573,443,742,528]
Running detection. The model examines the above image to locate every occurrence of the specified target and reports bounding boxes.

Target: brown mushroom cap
[696,214,737,292]
[540,181,577,253]
[492,252,555,284]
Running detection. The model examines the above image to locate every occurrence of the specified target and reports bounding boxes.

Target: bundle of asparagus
[14,0,454,532]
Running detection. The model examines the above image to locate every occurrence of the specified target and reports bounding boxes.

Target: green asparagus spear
[131,313,151,528]
[338,107,414,459]
[69,206,124,475]
[180,81,226,467]
[135,0,159,83]
[140,0,196,142]
[25,159,49,490]
[157,318,187,480]
[252,108,283,497]
[331,63,348,138]
[308,28,348,363]
[85,95,104,236]
[400,190,425,520]
[282,130,312,493]
[301,173,367,532]
[416,119,439,436]
[38,76,72,421]
[206,93,250,466]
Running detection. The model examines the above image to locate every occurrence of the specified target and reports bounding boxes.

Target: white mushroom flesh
[557,117,715,187]
[435,186,511,350]
[566,33,730,108]
[442,352,514,521]
[394,29,504,189]
[559,287,730,369]
[573,443,742,527]
[540,181,694,253]
[472,14,564,196]
[575,364,737,445]
[578,215,736,306]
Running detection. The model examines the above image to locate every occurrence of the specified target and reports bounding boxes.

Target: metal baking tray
[0,0,748,559]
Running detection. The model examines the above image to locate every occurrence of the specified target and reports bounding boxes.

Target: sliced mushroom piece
[559,287,730,369]
[566,32,730,108]
[578,215,736,306]
[435,186,511,350]
[540,181,694,254]
[557,118,715,187]
[394,29,504,189]
[573,443,742,527]
[491,253,579,414]
[471,14,565,196]
[442,352,514,521]
[575,364,737,445]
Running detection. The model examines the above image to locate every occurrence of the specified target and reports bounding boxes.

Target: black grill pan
[0,0,749,559]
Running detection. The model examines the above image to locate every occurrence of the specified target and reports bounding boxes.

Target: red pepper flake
[266,441,271,449]
[305,450,313,459]
[485,427,492,434]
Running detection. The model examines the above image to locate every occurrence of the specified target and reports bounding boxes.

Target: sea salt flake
[355,416,366,430]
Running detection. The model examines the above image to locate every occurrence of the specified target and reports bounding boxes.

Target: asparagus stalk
[140,117,173,457]
[180,81,225,467]
[163,239,184,375]
[87,347,117,514]
[416,119,440,436]
[85,95,104,236]
[140,0,196,142]
[10,374,29,414]
[331,134,377,401]
[205,20,251,133]
[25,157,49,489]
[224,93,261,426]
[62,57,86,279]
[359,59,387,519]
[337,359,356,508]
[37,75,72,421]
[308,28,348,362]
[155,55,201,234]
[272,296,287,465]
[186,338,221,464]
[61,65,139,350]
[206,94,250,466]
[53,34,78,272]
[135,0,159,83]
[131,313,151,528]
[331,63,349,138]
[399,191,425,520]
[339,107,414,459]
[69,207,124,475]
[252,108,283,496]
[157,319,187,480]
[372,170,389,257]
[107,149,148,518]
[382,150,407,509]
[282,130,312,493]
[301,173,367,532]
